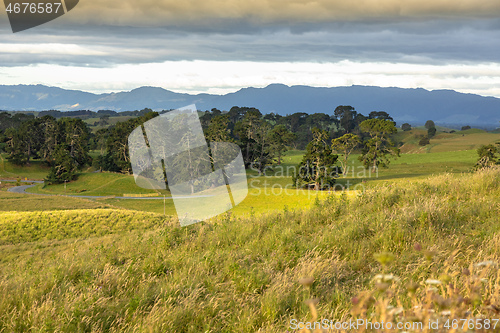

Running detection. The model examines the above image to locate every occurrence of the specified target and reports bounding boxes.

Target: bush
[418,136,430,146]
[401,123,411,131]
[475,144,499,169]
[461,125,471,131]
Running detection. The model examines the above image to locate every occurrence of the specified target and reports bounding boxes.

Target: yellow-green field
[0,168,499,332]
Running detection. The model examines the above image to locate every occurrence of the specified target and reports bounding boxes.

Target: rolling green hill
[395,129,500,154]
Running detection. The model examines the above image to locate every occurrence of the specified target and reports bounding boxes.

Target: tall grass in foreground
[0,168,499,332]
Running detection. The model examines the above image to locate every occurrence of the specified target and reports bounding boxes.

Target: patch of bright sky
[2,60,500,98]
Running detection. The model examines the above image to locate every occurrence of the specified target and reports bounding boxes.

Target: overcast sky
[1,0,500,96]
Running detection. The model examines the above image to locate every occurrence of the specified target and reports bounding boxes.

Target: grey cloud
[0,0,500,67]
[1,13,500,67]
[49,0,500,27]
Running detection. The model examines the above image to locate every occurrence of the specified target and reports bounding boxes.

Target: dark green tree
[419,136,430,146]
[45,145,79,184]
[39,115,59,163]
[45,118,93,183]
[369,111,394,123]
[424,120,435,129]
[104,112,158,173]
[293,128,339,191]
[234,109,273,170]
[90,128,110,154]
[263,112,282,125]
[4,127,26,165]
[427,127,437,138]
[204,114,236,172]
[334,105,358,134]
[267,124,296,165]
[58,118,92,167]
[5,118,44,165]
[401,123,412,131]
[475,144,499,169]
[205,115,232,143]
[359,119,399,171]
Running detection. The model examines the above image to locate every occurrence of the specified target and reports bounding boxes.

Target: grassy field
[3,146,484,218]
[0,190,116,212]
[84,116,136,132]
[27,172,169,197]
[13,139,482,215]
[0,154,51,180]
[395,129,500,154]
[0,168,499,332]
[0,128,493,225]
[0,129,499,332]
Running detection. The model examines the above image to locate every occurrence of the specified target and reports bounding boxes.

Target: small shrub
[401,123,411,131]
[419,136,430,146]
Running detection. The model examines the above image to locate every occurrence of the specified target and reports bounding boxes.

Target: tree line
[0,106,400,187]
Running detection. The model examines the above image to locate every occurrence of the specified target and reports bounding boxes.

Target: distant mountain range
[1,84,499,128]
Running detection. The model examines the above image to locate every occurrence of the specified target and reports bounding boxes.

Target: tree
[45,118,93,183]
[263,112,282,125]
[424,120,435,129]
[45,145,79,184]
[331,133,360,175]
[369,111,394,123]
[5,118,44,165]
[358,119,399,171]
[267,124,296,165]
[293,128,339,191]
[475,144,499,169]
[227,106,260,131]
[461,125,471,131]
[39,115,59,163]
[418,136,430,146]
[4,127,26,165]
[401,123,412,131]
[204,115,232,143]
[90,128,110,154]
[334,105,358,134]
[104,112,158,173]
[58,118,92,168]
[427,127,437,138]
[204,114,236,172]
[234,109,273,170]
[98,115,110,126]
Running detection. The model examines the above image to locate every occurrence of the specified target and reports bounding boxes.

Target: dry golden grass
[0,168,498,332]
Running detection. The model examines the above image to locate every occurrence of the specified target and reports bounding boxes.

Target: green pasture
[27,172,169,197]
[396,129,499,154]
[84,115,136,132]
[0,130,498,217]
[0,190,114,212]
[0,154,50,180]
[3,148,483,217]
